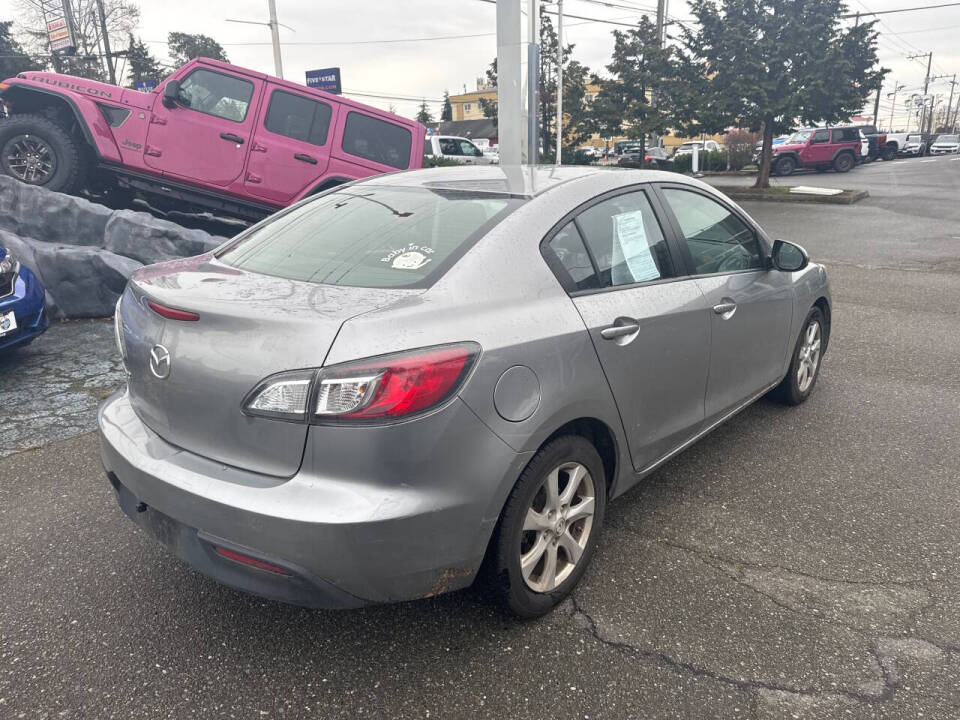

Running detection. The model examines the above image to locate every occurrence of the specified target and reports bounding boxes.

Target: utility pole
[940,73,956,132]
[267,0,283,79]
[555,0,563,165]
[872,81,882,128]
[887,82,905,131]
[906,52,934,134]
[94,0,116,85]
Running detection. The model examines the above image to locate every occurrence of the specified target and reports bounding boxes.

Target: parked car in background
[673,140,721,157]
[482,146,499,160]
[619,146,674,170]
[100,165,830,618]
[576,146,602,160]
[929,134,960,155]
[0,58,425,221]
[843,124,893,161]
[424,135,497,165]
[894,133,929,157]
[0,246,49,352]
[770,127,861,176]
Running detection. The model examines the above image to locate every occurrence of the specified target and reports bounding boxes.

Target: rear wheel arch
[539,417,619,496]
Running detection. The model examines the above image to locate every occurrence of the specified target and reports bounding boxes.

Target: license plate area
[0,311,17,337]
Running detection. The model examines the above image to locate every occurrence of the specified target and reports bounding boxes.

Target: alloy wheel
[520,462,596,593]
[797,320,822,393]
[2,134,57,184]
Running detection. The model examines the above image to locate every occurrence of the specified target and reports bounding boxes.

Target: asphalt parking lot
[2,155,959,719]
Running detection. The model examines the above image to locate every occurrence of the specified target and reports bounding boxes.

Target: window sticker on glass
[381,243,435,270]
[611,211,661,284]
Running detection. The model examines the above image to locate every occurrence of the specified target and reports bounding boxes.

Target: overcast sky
[6,0,960,129]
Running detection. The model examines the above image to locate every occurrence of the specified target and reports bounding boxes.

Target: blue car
[0,247,49,351]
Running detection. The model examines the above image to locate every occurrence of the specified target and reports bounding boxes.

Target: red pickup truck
[0,58,425,220]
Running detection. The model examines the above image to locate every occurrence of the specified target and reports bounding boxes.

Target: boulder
[103,209,224,265]
[0,175,112,246]
[29,243,142,318]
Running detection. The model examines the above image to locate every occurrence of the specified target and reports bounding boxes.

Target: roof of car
[364,165,698,199]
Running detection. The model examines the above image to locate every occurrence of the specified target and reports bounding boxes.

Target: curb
[713,186,870,205]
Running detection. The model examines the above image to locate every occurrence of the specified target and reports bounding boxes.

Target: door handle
[294,153,318,164]
[219,133,245,144]
[600,323,641,340]
[713,302,737,315]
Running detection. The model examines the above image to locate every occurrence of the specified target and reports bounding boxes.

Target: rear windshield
[218,186,524,288]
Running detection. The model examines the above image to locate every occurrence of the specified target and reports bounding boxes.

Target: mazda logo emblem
[149,344,171,379]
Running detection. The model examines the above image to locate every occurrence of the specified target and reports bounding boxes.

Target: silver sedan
[100,166,831,617]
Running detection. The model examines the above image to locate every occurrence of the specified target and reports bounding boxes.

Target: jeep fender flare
[830,148,856,163]
[0,83,121,163]
[774,152,800,167]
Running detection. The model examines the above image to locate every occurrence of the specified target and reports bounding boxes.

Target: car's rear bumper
[99,388,531,608]
[0,265,49,351]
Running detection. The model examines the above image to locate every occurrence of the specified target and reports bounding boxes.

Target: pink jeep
[0,58,425,220]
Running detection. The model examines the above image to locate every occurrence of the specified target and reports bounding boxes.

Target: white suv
[424,135,498,164]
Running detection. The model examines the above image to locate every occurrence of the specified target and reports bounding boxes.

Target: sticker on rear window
[381,244,434,270]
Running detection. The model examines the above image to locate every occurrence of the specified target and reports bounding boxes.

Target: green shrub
[423,155,463,168]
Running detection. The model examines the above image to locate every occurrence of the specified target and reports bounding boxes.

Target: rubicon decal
[28,75,114,99]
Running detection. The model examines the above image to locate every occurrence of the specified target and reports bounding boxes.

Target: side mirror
[162,80,181,109]
[771,239,809,272]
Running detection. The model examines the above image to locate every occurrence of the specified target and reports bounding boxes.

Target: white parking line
[920,159,937,163]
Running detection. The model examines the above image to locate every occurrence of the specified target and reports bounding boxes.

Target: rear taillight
[147,300,199,321]
[214,546,290,575]
[241,343,480,425]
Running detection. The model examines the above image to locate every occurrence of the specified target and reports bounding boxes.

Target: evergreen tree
[441,91,453,122]
[559,60,593,154]
[415,101,434,125]
[595,16,676,158]
[478,59,498,127]
[0,21,43,79]
[125,34,163,88]
[167,32,228,65]
[680,0,884,188]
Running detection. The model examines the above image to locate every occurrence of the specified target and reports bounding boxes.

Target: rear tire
[771,306,825,406]
[881,146,897,161]
[0,114,83,193]
[833,152,854,173]
[485,435,607,618]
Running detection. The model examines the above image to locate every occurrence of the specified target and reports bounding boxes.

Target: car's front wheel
[774,156,796,176]
[771,306,825,405]
[0,114,83,192]
[833,152,855,173]
[487,435,607,618]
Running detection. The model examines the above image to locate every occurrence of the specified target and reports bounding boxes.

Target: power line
[842,2,960,18]
[471,0,643,27]
[144,33,497,47]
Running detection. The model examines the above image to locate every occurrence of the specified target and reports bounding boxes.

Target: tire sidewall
[834,153,853,173]
[0,117,78,192]
[775,156,795,176]
[785,307,825,404]
[496,436,607,618]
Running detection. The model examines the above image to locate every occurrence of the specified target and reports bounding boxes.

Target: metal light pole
[226,0,292,79]
[555,0,562,165]
[267,0,283,79]
[94,0,116,85]
[886,82,905,131]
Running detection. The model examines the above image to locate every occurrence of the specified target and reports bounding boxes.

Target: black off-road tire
[832,152,855,173]
[484,435,607,618]
[774,156,796,176]
[881,145,897,161]
[0,113,83,193]
[771,306,826,406]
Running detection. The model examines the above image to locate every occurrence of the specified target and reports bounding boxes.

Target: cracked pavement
[1,158,959,718]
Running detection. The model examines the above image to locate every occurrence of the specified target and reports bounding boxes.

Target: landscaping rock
[29,243,141,318]
[103,209,222,265]
[0,175,113,246]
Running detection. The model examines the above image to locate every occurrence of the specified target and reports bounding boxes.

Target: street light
[226,0,293,79]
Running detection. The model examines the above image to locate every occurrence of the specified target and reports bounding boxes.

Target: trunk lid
[120,255,420,477]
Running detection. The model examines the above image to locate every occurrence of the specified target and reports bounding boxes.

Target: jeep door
[804,129,832,165]
[243,85,338,204]
[146,66,261,187]
[657,185,793,423]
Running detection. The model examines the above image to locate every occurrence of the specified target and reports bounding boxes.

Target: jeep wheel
[774,156,796,176]
[880,146,897,161]
[0,114,83,193]
[833,152,854,173]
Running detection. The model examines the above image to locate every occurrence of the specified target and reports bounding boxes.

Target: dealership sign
[306,67,342,95]
[42,1,76,55]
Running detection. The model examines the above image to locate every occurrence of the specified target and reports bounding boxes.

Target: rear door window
[575,190,675,287]
[546,222,602,291]
[341,112,412,169]
[218,186,523,288]
[264,90,333,145]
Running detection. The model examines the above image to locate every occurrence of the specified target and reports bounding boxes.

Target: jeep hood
[12,72,156,110]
